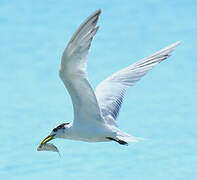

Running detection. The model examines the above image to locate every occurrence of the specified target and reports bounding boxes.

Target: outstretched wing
[95,41,181,123]
[59,9,103,124]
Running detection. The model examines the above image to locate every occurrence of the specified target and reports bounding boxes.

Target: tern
[39,9,181,147]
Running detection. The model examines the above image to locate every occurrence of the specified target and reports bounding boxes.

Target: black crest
[53,123,69,132]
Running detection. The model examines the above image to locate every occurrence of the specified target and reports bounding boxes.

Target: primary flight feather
[38,9,181,152]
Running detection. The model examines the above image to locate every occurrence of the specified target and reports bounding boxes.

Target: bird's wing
[59,9,103,124]
[95,41,181,123]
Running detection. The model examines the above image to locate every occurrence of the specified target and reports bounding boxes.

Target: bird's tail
[116,131,146,143]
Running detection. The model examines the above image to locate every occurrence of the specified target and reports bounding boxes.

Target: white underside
[60,119,139,143]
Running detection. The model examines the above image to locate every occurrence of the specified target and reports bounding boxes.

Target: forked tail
[106,132,145,145]
[116,131,146,145]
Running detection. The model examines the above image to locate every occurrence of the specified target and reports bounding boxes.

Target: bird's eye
[53,128,58,132]
[52,123,68,132]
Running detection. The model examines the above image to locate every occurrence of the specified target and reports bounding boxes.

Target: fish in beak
[37,134,60,154]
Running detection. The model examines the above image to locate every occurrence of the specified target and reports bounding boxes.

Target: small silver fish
[37,143,61,156]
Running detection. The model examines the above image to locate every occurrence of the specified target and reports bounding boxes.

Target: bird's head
[39,123,70,145]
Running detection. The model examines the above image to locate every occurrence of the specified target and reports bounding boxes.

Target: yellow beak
[39,135,55,146]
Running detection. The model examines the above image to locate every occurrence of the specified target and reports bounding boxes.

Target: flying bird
[38,9,181,149]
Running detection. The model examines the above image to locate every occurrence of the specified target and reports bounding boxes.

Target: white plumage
[39,9,181,149]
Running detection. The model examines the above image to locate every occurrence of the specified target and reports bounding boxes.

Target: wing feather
[95,41,181,123]
[59,9,103,125]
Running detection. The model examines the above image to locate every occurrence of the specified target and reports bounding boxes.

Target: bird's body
[62,122,114,142]
[38,9,181,150]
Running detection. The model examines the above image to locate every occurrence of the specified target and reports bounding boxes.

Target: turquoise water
[0,0,197,179]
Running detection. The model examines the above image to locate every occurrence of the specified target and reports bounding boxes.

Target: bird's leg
[106,137,128,146]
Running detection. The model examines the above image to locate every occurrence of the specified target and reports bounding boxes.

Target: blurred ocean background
[0,0,197,179]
